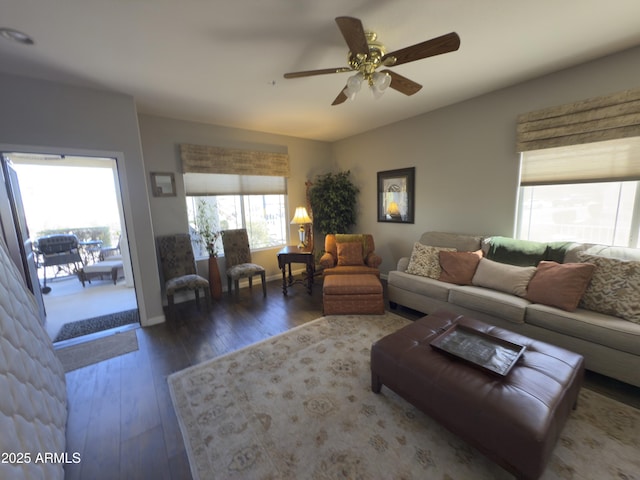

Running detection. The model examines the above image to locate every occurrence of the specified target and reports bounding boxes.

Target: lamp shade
[290,206,312,225]
[387,201,400,216]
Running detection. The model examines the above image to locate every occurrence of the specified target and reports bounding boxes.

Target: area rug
[55,329,138,372]
[168,312,640,480]
[53,308,140,342]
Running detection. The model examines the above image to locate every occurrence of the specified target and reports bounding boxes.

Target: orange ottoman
[323,274,384,315]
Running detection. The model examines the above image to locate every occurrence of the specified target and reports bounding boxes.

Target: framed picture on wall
[150,172,176,197]
[377,167,415,223]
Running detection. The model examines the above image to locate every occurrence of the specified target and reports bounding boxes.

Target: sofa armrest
[397,256,410,272]
[319,252,336,268]
[365,252,382,269]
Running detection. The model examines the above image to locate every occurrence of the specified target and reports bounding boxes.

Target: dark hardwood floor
[62,277,639,480]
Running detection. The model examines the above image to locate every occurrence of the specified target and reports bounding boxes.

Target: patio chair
[36,234,84,293]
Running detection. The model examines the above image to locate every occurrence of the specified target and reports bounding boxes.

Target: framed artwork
[150,172,176,197]
[377,167,415,223]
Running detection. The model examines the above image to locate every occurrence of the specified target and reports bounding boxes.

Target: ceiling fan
[283,16,460,105]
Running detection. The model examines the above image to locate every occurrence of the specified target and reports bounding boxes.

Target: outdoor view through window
[186,194,287,258]
[517,181,639,247]
[12,160,122,247]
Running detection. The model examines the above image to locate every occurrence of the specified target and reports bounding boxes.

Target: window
[179,143,291,257]
[514,86,640,247]
[517,181,639,246]
[186,194,287,258]
[516,138,640,247]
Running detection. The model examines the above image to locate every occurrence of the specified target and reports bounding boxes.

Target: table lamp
[290,206,312,248]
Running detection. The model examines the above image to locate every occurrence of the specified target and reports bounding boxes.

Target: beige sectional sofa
[387,231,640,388]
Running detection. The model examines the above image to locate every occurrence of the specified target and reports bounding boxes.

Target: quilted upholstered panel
[0,236,67,480]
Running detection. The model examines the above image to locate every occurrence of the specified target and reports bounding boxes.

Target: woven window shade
[520,137,640,186]
[184,173,286,195]
[180,143,290,177]
[516,87,640,152]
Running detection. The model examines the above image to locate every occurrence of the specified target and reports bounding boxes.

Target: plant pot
[208,256,223,300]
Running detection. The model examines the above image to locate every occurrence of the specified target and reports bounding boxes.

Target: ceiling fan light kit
[283,16,460,106]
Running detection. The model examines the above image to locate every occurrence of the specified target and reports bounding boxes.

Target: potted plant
[309,170,359,241]
[195,199,222,299]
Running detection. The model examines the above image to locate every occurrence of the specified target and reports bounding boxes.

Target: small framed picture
[377,167,415,223]
[150,172,176,197]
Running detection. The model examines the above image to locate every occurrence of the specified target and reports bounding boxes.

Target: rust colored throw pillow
[526,261,595,311]
[336,242,364,266]
[438,250,483,285]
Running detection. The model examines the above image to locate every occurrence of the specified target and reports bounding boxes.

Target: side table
[277,245,314,295]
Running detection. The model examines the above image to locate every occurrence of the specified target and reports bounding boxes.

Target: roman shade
[181,143,289,195]
[181,143,289,176]
[517,87,640,186]
[516,87,640,152]
[519,137,640,186]
[183,173,286,195]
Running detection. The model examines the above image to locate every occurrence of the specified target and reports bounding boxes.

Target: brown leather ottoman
[371,309,584,480]
[323,274,384,315]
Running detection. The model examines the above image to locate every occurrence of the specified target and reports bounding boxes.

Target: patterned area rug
[54,308,140,342]
[168,312,640,480]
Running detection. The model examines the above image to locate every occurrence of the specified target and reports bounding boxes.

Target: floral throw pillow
[406,243,456,279]
[577,253,640,324]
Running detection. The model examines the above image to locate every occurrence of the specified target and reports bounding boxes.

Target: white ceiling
[2,1,640,142]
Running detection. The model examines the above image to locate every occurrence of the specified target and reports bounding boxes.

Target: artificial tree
[308,170,359,243]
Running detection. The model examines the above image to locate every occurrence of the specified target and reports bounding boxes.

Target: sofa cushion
[578,253,640,324]
[387,270,454,301]
[418,232,483,252]
[336,241,364,266]
[448,285,531,324]
[526,261,595,312]
[484,236,548,266]
[406,243,455,279]
[525,304,640,356]
[438,250,482,285]
[472,258,536,297]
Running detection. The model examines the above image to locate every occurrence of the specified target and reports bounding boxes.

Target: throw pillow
[438,250,483,285]
[526,261,595,311]
[577,253,640,324]
[472,258,536,297]
[406,243,456,279]
[336,242,364,266]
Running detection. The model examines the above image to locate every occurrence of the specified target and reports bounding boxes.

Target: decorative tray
[430,323,526,377]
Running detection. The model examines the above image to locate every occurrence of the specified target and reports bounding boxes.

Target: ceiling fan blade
[284,67,352,79]
[332,88,348,106]
[335,16,369,56]
[382,70,422,96]
[382,32,460,67]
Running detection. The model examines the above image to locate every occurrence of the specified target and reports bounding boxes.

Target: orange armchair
[320,234,382,277]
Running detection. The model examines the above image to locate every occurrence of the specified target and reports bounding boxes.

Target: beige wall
[333,45,640,275]
[137,114,334,284]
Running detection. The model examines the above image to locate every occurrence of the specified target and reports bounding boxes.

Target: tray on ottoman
[430,323,526,376]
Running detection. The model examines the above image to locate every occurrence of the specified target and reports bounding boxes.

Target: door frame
[0,143,146,324]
